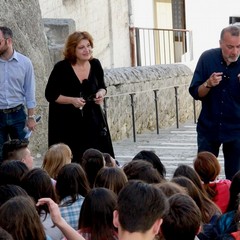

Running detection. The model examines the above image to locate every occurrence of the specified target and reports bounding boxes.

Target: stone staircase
[113,121,225,179]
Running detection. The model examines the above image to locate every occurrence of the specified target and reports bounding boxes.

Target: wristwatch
[28,115,36,120]
[203,81,212,88]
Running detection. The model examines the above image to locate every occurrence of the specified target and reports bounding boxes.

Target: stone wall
[104,64,197,141]
[43,18,75,64]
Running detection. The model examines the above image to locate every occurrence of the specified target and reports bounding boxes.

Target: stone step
[113,122,225,179]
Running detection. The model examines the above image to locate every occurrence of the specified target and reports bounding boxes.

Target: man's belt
[0,104,23,114]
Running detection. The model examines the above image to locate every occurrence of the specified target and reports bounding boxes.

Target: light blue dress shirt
[0,50,36,109]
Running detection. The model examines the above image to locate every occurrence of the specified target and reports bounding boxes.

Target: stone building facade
[39,0,131,68]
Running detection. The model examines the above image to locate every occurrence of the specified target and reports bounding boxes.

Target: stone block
[43,18,76,63]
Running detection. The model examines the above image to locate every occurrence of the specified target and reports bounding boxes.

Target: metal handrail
[104,83,198,142]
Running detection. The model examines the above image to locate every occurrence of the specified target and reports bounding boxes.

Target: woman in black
[45,31,114,163]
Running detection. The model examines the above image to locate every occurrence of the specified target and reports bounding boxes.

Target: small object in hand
[24,115,41,139]
[79,107,83,110]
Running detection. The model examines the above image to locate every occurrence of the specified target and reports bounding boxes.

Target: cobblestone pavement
[113,121,225,179]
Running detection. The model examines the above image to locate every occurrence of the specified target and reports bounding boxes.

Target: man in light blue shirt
[0,26,37,163]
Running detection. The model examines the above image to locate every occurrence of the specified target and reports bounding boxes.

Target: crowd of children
[0,139,240,240]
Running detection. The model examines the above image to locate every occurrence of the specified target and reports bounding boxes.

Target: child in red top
[194,151,231,213]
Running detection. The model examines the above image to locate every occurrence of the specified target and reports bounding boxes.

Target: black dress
[45,58,115,163]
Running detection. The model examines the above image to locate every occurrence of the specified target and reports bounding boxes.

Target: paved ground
[35,120,225,179]
[113,121,225,179]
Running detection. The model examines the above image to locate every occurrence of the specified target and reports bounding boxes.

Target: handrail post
[193,99,197,124]
[103,97,108,119]
[153,89,159,134]
[130,93,136,142]
[174,86,179,128]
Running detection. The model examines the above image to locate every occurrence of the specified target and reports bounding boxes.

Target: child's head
[78,187,117,240]
[161,193,201,240]
[81,148,105,188]
[56,163,90,201]
[114,180,168,236]
[0,196,46,240]
[132,150,166,178]
[123,160,163,184]
[193,151,220,183]
[94,167,128,195]
[42,143,72,179]
[2,139,33,169]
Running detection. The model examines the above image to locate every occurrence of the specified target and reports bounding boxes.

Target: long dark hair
[132,150,166,178]
[171,176,220,223]
[94,167,128,195]
[21,168,57,217]
[0,196,46,240]
[56,163,90,206]
[78,188,117,240]
[81,148,105,188]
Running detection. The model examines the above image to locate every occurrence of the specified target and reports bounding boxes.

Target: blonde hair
[42,143,72,179]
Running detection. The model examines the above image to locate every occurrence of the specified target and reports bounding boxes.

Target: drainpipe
[128,0,134,27]
[128,0,136,66]
[108,0,114,68]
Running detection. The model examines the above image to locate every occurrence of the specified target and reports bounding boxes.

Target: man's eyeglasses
[0,38,8,44]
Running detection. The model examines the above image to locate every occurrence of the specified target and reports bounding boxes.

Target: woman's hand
[56,95,86,109]
[95,89,106,105]
[72,97,86,109]
[37,198,62,225]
